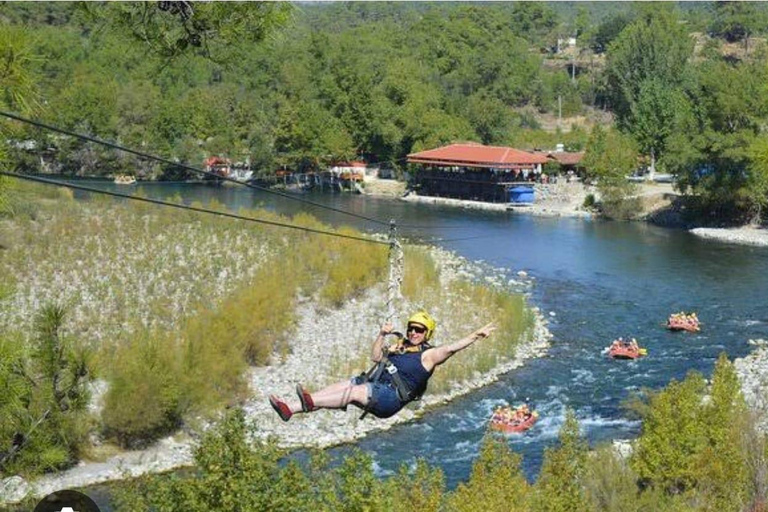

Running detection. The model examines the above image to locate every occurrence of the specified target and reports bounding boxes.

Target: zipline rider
[269,311,495,421]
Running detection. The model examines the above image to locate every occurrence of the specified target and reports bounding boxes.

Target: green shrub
[320,226,388,306]
[383,459,444,512]
[696,354,749,511]
[598,181,642,220]
[583,444,642,512]
[534,409,590,512]
[102,331,183,446]
[447,435,530,512]
[631,371,708,493]
[0,304,92,477]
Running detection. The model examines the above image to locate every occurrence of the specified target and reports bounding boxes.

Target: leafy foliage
[83,2,293,63]
[446,435,531,512]
[582,125,640,220]
[0,304,92,476]
[534,409,590,512]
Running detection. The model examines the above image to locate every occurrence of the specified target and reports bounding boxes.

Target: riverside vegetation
[96,355,765,512]
[0,183,534,479]
[5,3,768,225]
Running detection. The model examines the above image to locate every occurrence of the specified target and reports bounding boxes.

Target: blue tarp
[509,186,534,203]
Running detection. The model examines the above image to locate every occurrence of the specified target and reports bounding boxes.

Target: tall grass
[427,281,534,395]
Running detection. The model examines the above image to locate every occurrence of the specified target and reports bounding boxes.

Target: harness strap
[358,342,431,420]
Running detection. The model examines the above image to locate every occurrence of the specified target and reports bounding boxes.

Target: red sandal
[269,395,293,422]
[296,384,315,412]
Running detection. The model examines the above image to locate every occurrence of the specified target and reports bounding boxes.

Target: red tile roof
[407,143,549,169]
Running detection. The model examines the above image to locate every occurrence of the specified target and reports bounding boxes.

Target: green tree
[605,8,693,123]
[696,353,749,511]
[589,12,633,54]
[509,3,559,43]
[582,125,640,219]
[583,444,637,512]
[534,409,589,512]
[0,305,92,476]
[631,372,708,494]
[745,136,768,224]
[0,25,41,215]
[447,435,531,512]
[708,1,767,52]
[629,79,692,179]
[384,459,444,512]
[85,2,293,64]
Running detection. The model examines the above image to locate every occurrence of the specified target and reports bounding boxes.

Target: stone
[0,476,29,504]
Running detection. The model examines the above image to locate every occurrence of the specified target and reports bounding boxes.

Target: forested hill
[3,2,768,221]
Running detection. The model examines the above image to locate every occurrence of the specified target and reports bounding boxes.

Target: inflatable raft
[489,408,539,433]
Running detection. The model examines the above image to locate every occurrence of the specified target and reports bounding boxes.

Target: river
[81,182,768,498]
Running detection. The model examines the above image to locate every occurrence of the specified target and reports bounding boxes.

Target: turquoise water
[77,183,768,499]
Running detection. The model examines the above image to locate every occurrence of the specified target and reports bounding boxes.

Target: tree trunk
[648,147,656,181]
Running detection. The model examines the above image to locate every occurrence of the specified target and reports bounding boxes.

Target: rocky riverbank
[735,341,768,433]
[2,246,552,505]
[402,181,595,220]
[690,226,768,247]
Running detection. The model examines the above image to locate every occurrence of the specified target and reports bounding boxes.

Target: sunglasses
[407,324,427,334]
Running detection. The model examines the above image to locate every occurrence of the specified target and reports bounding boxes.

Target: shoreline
[689,226,768,247]
[400,190,594,219]
[402,189,768,249]
[2,247,552,504]
[734,342,768,433]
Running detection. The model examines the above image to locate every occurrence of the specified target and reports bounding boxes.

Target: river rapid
[85,183,768,489]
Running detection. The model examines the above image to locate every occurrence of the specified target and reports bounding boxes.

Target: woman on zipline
[269,311,495,421]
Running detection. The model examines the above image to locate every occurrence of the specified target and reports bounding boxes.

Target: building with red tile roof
[408,143,548,169]
[406,143,548,202]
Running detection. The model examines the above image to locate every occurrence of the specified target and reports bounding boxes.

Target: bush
[534,409,589,512]
[631,371,708,493]
[583,444,642,512]
[446,435,530,512]
[0,304,92,476]
[102,331,183,446]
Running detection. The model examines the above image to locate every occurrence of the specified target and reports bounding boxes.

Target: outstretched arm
[422,323,495,372]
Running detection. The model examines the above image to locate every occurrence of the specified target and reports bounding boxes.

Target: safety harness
[359,332,431,420]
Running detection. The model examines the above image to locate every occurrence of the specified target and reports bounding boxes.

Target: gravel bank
[735,341,768,432]
[2,246,552,504]
[690,226,768,247]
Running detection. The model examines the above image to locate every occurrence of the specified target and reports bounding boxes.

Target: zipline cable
[0,171,389,246]
[0,111,476,231]
[0,111,392,227]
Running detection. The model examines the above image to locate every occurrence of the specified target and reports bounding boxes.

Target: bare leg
[312,383,368,410]
[280,381,369,414]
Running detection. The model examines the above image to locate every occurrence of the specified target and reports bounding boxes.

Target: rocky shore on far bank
[401,180,595,220]
[690,226,768,248]
[2,246,552,505]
